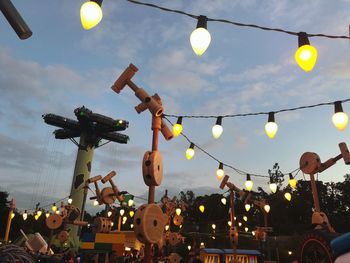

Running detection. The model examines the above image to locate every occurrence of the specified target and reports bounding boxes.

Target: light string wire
[164,98,350,119]
[163,116,300,179]
[127,0,350,39]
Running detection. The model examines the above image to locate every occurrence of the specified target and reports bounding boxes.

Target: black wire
[164,98,350,119]
[127,0,350,40]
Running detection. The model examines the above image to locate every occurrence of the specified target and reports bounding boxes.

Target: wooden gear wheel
[92,217,112,233]
[298,230,339,263]
[100,187,116,205]
[142,150,163,186]
[46,214,63,230]
[172,214,183,226]
[168,232,182,246]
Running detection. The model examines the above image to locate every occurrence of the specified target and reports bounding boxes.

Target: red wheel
[299,231,338,263]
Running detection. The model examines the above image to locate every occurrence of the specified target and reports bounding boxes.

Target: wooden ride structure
[297,142,350,263]
[111,64,174,263]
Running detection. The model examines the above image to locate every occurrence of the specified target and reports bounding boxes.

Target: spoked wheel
[299,230,339,263]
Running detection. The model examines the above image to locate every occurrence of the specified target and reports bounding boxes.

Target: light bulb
[190,15,211,56]
[93,200,99,206]
[37,210,42,217]
[34,214,40,221]
[45,212,50,218]
[56,210,60,215]
[295,32,317,72]
[245,174,253,191]
[80,0,103,30]
[221,197,227,205]
[199,205,205,213]
[128,199,134,207]
[68,197,73,204]
[111,222,114,227]
[130,224,134,229]
[120,209,125,216]
[186,143,195,160]
[228,221,232,227]
[212,117,223,139]
[23,211,28,221]
[332,101,348,131]
[187,245,191,251]
[200,242,205,248]
[289,173,297,189]
[245,204,251,212]
[269,182,277,194]
[243,216,248,222]
[264,204,271,213]
[11,212,15,219]
[129,210,135,218]
[173,117,183,137]
[238,222,242,227]
[216,162,224,180]
[284,192,292,201]
[211,224,216,230]
[265,112,278,139]
[165,225,170,231]
[123,216,127,223]
[180,224,183,229]
[245,227,249,232]
[52,203,57,212]
[252,231,255,236]
[175,208,181,216]
[107,211,112,217]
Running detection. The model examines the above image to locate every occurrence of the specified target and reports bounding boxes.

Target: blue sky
[1,0,350,212]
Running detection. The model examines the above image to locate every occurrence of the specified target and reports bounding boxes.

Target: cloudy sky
[1,0,350,212]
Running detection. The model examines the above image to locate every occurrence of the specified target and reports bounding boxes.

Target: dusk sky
[1,0,350,213]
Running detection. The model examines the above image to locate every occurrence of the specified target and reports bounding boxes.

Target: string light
[68,197,73,205]
[245,174,253,192]
[175,208,181,216]
[120,209,125,216]
[243,216,248,222]
[93,200,99,206]
[22,211,28,221]
[11,212,15,219]
[269,177,277,194]
[190,15,211,56]
[295,32,318,72]
[289,173,297,189]
[45,212,50,218]
[122,216,127,224]
[34,214,40,221]
[216,162,224,180]
[332,101,348,131]
[51,203,57,212]
[186,142,195,160]
[199,205,205,213]
[212,117,223,139]
[130,224,134,229]
[211,224,216,230]
[128,199,134,207]
[36,210,42,218]
[252,231,255,236]
[265,112,278,139]
[227,221,232,227]
[284,192,292,201]
[173,117,183,137]
[238,222,242,227]
[165,225,170,231]
[221,197,227,205]
[80,0,103,30]
[129,210,135,217]
[107,211,112,217]
[245,204,251,212]
[245,227,249,232]
[264,204,271,213]
[187,245,192,251]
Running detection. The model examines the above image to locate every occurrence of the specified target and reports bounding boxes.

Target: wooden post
[4,199,15,242]
[309,173,321,212]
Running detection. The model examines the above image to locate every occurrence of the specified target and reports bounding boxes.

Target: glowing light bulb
[186,143,195,160]
[120,209,125,216]
[200,242,205,248]
[265,112,278,139]
[252,231,255,236]
[221,197,227,205]
[245,227,249,232]
[129,210,135,218]
[165,225,170,231]
[52,204,57,212]
[228,221,232,227]
[264,204,271,213]
[211,224,216,230]
[187,245,191,251]
[175,208,181,216]
[130,224,134,229]
[37,210,42,217]
[34,214,40,221]
[122,216,127,224]
[11,212,15,219]
[245,204,251,212]
[295,32,317,72]
[180,224,183,229]
[93,200,99,206]
[173,117,183,137]
[245,174,253,191]
[284,192,292,201]
[68,197,73,204]
[238,222,242,227]
[332,101,348,131]
[243,216,248,222]
[111,222,114,227]
[23,211,28,221]
[56,210,60,215]
[199,205,205,213]
[289,173,297,189]
[212,117,223,139]
[216,162,224,180]
[80,0,103,30]
[269,182,277,194]
[128,199,134,207]
[45,212,50,218]
[107,211,112,217]
[190,15,211,56]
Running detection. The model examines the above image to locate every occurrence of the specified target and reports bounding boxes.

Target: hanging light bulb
[175,208,181,216]
[22,210,28,221]
[36,210,42,218]
[93,200,99,206]
[252,231,256,236]
[80,0,103,30]
[245,204,251,212]
[269,177,277,193]
[34,214,40,221]
[129,210,135,218]
[245,227,249,232]
[130,224,134,229]
[216,162,224,180]
[56,210,60,215]
[180,224,183,229]
[11,212,15,219]
[238,222,242,227]
[199,205,205,213]
[122,216,127,224]
[128,199,134,207]
[221,196,227,205]
[245,174,253,192]
[295,32,318,72]
[187,245,192,251]
[265,112,278,139]
[284,192,292,201]
[111,222,114,227]
[211,224,216,230]
[165,225,170,231]
[243,216,248,222]
[186,142,195,160]
[51,203,57,212]
[190,15,211,56]
[289,173,297,189]
[228,221,232,227]
[264,204,271,213]
[120,209,125,216]
[45,212,50,218]
[212,117,223,139]
[173,117,183,137]
[332,101,348,131]
[68,197,73,205]
[107,211,112,217]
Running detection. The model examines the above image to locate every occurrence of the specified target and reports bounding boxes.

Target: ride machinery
[43,106,129,249]
[298,142,350,263]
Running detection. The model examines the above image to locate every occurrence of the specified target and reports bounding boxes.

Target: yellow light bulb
[34,214,40,221]
[186,143,195,160]
[52,204,57,212]
[80,1,103,30]
[284,192,292,201]
[199,205,205,213]
[245,204,251,212]
[11,212,15,219]
[211,224,216,230]
[245,174,253,191]
[165,225,170,231]
[37,210,42,217]
[295,45,317,72]
[228,221,232,227]
[216,162,224,180]
[332,112,348,131]
[289,178,297,189]
[243,216,248,222]
[173,124,183,137]
[269,183,277,193]
[175,208,181,216]
[128,199,134,207]
[45,212,50,218]
[111,222,114,227]
[129,211,135,218]
[264,204,271,213]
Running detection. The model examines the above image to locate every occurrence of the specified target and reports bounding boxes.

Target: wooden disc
[58,230,69,243]
[93,217,112,233]
[101,187,116,205]
[300,152,321,174]
[172,215,183,226]
[142,151,163,186]
[169,253,181,263]
[46,214,63,230]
